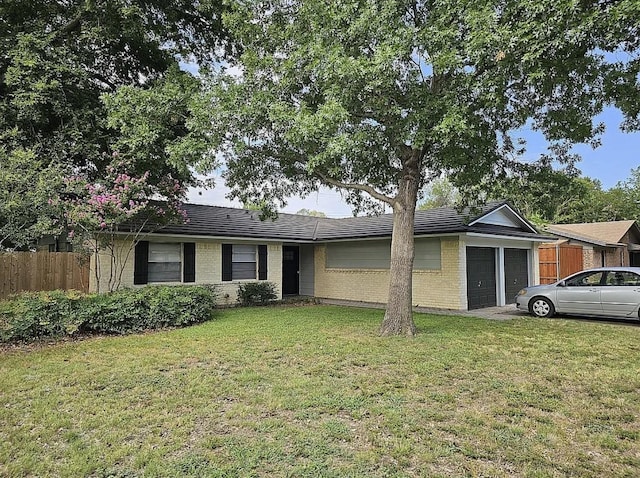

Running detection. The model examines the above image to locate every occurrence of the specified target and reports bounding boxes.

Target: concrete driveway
[320,299,639,324]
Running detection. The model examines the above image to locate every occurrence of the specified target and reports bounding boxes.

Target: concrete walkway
[318,298,528,321]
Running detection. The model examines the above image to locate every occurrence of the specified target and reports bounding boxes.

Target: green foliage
[295,208,327,217]
[205,0,640,214]
[236,282,278,307]
[0,290,85,342]
[82,285,218,334]
[102,66,215,187]
[0,1,229,247]
[418,177,460,210]
[0,140,65,249]
[612,166,640,221]
[487,166,640,225]
[0,285,218,343]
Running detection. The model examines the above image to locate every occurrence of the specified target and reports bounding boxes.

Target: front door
[504,249,529,303]
[282,246,300,295]
[466,247,497,309]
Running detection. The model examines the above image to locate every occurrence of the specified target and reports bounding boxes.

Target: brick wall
[603,247,626,267]
[90,239,136,293]
[313,237,464,310]
[90,239,283,303]
[582,246,595,270]
[583,246,628,268]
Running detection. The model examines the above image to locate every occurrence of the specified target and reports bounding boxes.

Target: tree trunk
[380,167,420,336]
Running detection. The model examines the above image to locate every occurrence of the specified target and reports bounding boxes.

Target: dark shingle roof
[148,201,549,242]
[156,204,325,241]
[314,203,501,240]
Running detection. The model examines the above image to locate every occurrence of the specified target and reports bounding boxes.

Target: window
[604,271,640,286]
[325,238,441,270]
[232,244,257,280]
[222,244,267,281]
[565,271,604,287]
[148,243,181,282]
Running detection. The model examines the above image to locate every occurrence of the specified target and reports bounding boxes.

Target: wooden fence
[0,252,89,300]
[539,244,583,284]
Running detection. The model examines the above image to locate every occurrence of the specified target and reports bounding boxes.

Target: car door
[600,271,640,317]
[555,271,604,315]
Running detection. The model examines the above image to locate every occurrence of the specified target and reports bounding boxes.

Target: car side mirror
[557,280,566,287]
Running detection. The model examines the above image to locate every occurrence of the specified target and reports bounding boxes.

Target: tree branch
[51,1,98,43]
[314,171,396,206]
[239,143,397,206]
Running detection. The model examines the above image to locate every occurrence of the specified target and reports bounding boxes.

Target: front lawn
[1,305,639,477]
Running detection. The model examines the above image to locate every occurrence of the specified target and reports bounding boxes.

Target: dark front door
[466,247,497,310]
[282,246,300,295]
[504,248,529,303]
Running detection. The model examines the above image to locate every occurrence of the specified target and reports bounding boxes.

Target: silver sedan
[516,267,640,319]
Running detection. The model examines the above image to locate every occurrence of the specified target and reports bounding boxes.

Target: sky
[187,106,639,218]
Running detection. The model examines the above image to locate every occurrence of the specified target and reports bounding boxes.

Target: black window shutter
[258,245,268,280]
[222,244,233,281]
[183,243,196,282]
[133,241,149,285]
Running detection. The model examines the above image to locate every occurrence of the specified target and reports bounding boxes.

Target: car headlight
[517,289,528,296]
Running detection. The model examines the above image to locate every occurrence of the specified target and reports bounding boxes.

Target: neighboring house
[540,221,640,282]
[91,201,551,310]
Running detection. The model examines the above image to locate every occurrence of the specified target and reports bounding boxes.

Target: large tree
[0,0,228,247]
[204,0,639,335]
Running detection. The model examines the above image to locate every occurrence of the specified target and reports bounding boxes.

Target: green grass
[1,305,639,477]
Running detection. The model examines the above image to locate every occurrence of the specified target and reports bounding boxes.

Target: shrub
[0,290,85,342]
[82,284,219,334]
[0,285,218,343]
[236,282,278,306]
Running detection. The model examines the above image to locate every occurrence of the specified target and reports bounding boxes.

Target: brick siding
[90,239,283,303]
[313,237,464,310]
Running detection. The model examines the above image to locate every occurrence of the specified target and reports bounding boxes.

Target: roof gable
[468,203,538,233]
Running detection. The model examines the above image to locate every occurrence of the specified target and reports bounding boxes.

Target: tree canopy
[418,178,461,210]
[0,0,228,248]
[484,166,640,224]
[203,0,640,335]
[295,209,327,218]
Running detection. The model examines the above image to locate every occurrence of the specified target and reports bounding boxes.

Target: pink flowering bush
[54,156,188,241]
[51,155,189,291]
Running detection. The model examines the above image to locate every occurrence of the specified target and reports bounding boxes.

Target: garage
[466,247,497,309]
[504,249,529,303]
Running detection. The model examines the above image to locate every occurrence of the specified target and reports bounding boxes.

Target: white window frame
[148,242,182,283]
[231,244,258,280]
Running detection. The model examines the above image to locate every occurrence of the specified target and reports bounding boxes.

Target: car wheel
[529,297,555,318]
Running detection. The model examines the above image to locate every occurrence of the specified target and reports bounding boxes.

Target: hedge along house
[90,201,551,310]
